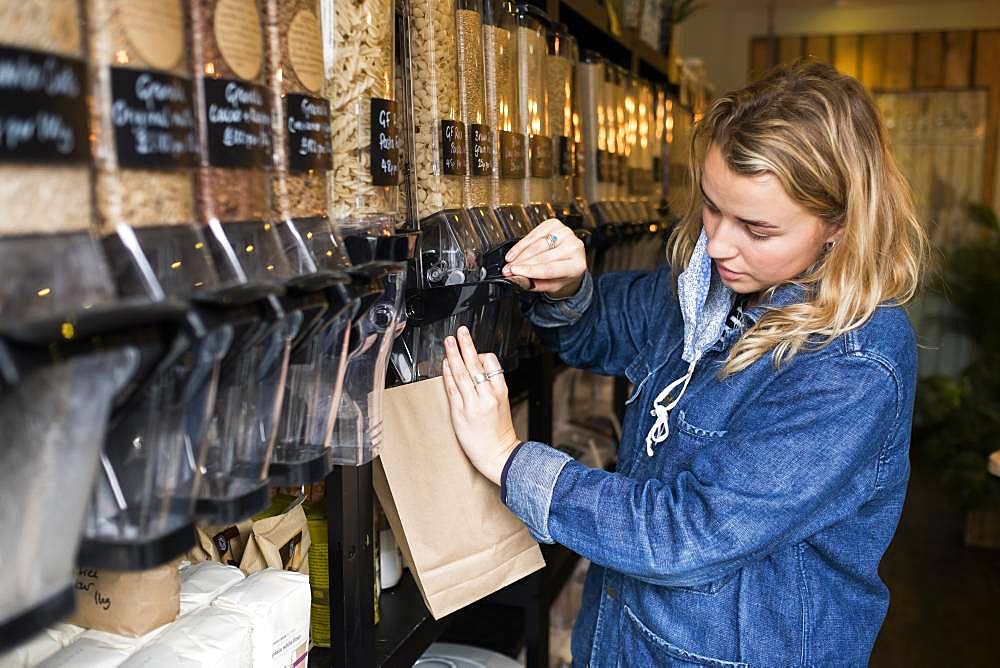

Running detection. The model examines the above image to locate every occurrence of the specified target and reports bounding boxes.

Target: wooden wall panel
[750,37,772,81]
[974,30,1000,207]
[833,34,860,77]
[883,33,915,90]
[915,32,944,88]
[804,35,832,63]
[778,35,803,65]
[943,31,973,87]
[860,34,887,88]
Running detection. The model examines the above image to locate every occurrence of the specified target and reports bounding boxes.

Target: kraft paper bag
[189,520,253,566]
[374,377,545,619]
[69,565,180,637]
[240,497,312,576]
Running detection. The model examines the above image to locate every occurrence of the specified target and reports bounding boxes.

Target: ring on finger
[545,233,559,250]
[485,369,504,380]
[472,372,488,385]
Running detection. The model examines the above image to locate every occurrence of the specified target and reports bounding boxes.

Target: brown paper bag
[69,565,180,637]
[374,377,545,619]
[188,520,253,566]
[240,502,312,576]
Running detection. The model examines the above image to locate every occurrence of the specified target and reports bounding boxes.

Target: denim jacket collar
[709,281,807,354]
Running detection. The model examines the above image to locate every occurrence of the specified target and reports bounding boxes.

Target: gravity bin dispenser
[321,0,413,467]
[0,2,189,643]
[390,0,521,384]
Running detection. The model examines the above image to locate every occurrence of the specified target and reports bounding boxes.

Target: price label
[369,97,399,185]
[110,67,197,168]
[529,134,552,178]
[468,123,493,176]
[203,77,272,168]
[440,119,467,176]
[0,46,89,163]
[499,131,525,179]
[286,93,331,172]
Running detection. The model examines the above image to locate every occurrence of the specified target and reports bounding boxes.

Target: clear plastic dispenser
[515,3,555,225]
[321,0,414,466]
[265,0,358,485]
[0,0,184,642]
[576,50,616,273]
[484,0,533,240]
[78,0,234,571]
[189,0,301,522]
[547,22,596,254]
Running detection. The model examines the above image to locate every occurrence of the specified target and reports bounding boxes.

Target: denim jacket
[504,266,917,667]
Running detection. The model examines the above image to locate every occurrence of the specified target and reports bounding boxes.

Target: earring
[824,241,836,251]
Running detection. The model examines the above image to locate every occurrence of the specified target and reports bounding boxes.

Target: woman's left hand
[442,326,520,486]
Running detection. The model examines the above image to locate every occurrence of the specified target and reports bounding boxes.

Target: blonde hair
[667,59,928,376]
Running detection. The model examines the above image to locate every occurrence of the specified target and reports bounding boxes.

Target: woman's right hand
[502,218,587,299]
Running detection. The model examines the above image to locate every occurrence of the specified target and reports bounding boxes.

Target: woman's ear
[826,225,845,246]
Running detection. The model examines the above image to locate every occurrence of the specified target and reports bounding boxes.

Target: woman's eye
[747,226,770,240]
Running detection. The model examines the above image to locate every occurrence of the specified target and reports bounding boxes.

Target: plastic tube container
[547,23,575,207]
[456,0,508,248]
[0,0,116,326]
[575,51,602,207]
[188,0,291,285]
[515,4,552,212]
[321,0,399,231]
[407,0,485,288]
[483,0,531,238]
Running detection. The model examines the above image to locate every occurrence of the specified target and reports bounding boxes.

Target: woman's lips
[716,263,744,280]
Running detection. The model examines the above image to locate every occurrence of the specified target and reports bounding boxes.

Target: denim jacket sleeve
[521,265,680,377]
[502,352,902,587]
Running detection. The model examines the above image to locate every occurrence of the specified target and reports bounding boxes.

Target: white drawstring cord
[645,356,700,456]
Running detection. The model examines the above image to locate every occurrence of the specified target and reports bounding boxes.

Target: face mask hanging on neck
[645,229,735,456]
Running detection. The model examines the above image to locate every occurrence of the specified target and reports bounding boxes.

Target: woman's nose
[706,218,740,260]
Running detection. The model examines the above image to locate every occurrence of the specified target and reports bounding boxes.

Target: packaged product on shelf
[68,567,180,638]
[515,4,553,217]
[189,0,290,282]
[483,0,532,237]
[212,569,311,668]
[179,561,246,615]
[40,627,171,668]
[546,23,575,206]
[0,0,115,323]
[0,625,83,667]
[321,0,399,229]
[118,606,253,666]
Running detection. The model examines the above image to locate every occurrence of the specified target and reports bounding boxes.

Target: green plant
[915,204,1000,510]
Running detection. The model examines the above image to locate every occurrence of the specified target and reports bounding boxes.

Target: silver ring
[546,233,559,250]
[472,372,487,385]
[485,369,504,379]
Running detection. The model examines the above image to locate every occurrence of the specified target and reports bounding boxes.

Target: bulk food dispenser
[515,3,556,225]
[389,0,498,384]
[187,0,306,522]
[321,0,413,466]
[0,0,186,643]
[263,0,360,485]
[455,0,521,373]
[484,0,533,240]
[546,22,596,239]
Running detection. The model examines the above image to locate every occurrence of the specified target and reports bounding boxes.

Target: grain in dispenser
[484,0,532,238]
[514,3,555,225]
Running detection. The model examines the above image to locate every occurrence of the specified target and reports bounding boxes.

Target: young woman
[441,60,927,667]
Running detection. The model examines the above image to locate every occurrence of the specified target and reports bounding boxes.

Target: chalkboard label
[529,134,552,178]
[440,119,467,176]
[369,97,399,185]
[574,142,584,177]
[468,123,493,176]
[110,67,198,168]
[0,46,89,163]
[616,155,626,185]
[558,136,573,176]
[652,156,662,179]
[203,77,272,168]
[596,150,609,183]
[499,130,525,179]
[286,93,331,172]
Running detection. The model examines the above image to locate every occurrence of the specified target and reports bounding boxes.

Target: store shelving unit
[310,2,674,666]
